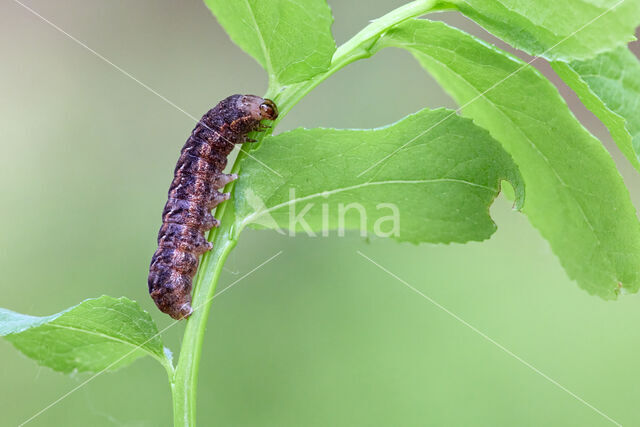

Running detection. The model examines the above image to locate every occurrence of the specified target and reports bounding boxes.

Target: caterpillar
[148,94,278,319]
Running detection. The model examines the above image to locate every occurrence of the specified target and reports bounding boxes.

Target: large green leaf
[552,47,640,172]
[375,19,640,297]
[235,108,524,244]
[453,0,639,61]
[203,0,335,87]
[0,296,170,373]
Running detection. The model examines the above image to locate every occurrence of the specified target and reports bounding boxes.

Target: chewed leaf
[204,0,336,86]
[376,19,640,298]
[553,47,640,173]
[0,296,169,374]
[235,108,523,244]
[454,0,640,61]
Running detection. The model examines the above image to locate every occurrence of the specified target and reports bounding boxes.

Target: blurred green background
[1,1,640,426]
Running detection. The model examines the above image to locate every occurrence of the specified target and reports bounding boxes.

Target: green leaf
[375,19,640,297]
[203,0,336,87]
[0,296,169,374]
[453,0,640,61]
[235,108,524,244]
[552,47,640,172]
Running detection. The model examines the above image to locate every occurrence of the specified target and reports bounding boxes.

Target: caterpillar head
[240,95,279,121]
[258,99,278,120]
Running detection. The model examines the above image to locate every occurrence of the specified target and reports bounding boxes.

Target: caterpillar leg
[212,173,237,189]
[202,214,220,230]
[198,240,213,254]
[207,191,230,210]
[190,233,213,255]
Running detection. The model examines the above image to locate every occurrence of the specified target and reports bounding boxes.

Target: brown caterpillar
[148,94,278,319]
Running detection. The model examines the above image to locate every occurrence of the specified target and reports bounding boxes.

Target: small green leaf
[204,0,336,87]
[453,0,639,61]
[0,296,169,374]
[375,19,640,297]
[552,47,640,172]
[236,108,523,244]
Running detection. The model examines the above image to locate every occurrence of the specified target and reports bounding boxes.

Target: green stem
[170,160,244,427]
[170,1,450,425]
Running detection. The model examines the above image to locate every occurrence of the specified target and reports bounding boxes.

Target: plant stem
[170,159,244,427]
[171,236,235,426]
[170,1,450,425]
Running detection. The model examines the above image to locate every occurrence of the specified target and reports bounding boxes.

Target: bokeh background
[1,1,640,426]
